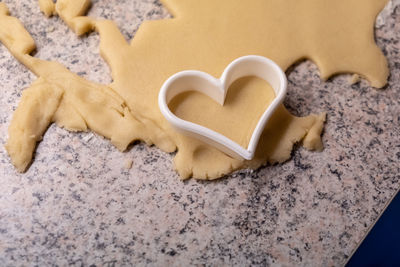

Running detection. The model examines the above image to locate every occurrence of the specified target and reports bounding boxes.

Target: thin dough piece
[5,78,63,172]
[55,0,94,35]
[349,74,361,85]
[38,0,55,17]
[0,4,35,55]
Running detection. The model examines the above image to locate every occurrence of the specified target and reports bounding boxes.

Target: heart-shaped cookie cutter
[158,55,287,160]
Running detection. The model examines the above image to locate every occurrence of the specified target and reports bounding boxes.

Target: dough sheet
[0,0,389,179]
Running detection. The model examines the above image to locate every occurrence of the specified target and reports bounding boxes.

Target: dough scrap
[1,0,388,179]
[349,74,361,85]
[5,78,63,172]
[38,0,55,17]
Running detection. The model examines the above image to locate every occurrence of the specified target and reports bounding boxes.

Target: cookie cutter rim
[158,55,287,160]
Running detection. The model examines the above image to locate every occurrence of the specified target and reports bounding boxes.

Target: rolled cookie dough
[169,77,277,148]
[1,0,388,179]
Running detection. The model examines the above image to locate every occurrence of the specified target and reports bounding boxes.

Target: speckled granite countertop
[0,1,399,266]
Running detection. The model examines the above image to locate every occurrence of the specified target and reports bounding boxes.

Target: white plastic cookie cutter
[158,55,287,160]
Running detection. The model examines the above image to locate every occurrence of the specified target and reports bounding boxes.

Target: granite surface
[0,0,399,266]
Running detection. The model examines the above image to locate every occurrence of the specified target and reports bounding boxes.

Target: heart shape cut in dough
[158,55,287,160]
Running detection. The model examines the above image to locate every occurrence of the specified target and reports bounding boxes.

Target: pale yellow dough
[0,0,389,179]
[169,77,277,148]
[38,0,55,17]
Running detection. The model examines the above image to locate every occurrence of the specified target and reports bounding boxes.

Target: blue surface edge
[346,190,400,267]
